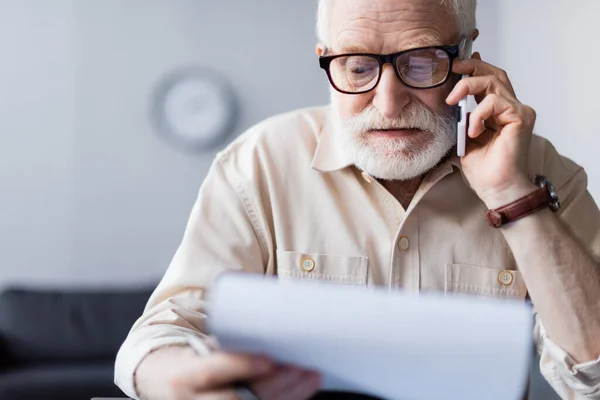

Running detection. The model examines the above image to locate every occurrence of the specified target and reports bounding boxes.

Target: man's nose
[372,64,411,119]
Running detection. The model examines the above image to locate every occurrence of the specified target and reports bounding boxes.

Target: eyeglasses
[319,42,462,94]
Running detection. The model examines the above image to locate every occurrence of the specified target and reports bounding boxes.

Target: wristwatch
[485,175,561,228]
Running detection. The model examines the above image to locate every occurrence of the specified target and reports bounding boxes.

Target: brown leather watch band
[485,187,554,228]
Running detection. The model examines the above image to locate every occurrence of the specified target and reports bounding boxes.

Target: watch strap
[485,186,554,228]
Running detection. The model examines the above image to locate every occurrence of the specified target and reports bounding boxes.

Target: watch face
[151,67,237,152]
[535,175,561,211]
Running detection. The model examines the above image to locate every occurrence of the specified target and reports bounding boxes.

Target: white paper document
[208,274,533,400]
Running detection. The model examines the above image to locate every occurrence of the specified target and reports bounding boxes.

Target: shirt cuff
[540,324,600,397]
[114,326,212,400]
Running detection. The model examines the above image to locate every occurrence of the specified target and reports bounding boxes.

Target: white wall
[0,1,76,286]
[0,0,328,288]
[488,0,600,200]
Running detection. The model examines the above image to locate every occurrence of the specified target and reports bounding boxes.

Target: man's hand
[446,53,539,209]
[136,345,321,400]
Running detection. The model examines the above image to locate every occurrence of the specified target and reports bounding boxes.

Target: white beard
[332,97,457,181]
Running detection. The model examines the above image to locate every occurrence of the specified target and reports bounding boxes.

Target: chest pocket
[276,250,368,286]
[445,263,527,299]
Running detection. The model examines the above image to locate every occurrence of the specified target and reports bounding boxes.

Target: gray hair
[317,0,477,57]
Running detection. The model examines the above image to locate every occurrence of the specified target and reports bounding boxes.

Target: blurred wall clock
[151,67,237,152]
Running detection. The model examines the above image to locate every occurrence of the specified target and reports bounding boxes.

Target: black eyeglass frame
[319,42,462,95]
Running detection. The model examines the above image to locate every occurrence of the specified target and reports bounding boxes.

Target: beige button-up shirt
[115,107,600,399]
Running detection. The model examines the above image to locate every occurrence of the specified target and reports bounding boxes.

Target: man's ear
[471,29,480,42]
[316,43,326,57]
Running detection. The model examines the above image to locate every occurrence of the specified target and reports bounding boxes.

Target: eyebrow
[336,34,447,55]
[338,44,372,53]
[407,34,447,49]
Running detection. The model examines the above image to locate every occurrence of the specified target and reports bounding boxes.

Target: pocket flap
[446,263,527,298]
[276,250,368,285]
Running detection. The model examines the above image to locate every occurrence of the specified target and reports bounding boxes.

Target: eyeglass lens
[328,48,451,92]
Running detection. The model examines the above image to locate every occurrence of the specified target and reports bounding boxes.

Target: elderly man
[115,0,600,399]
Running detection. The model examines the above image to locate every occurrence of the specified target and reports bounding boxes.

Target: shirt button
[300,257,316,272]
[498,270,514,286]
[398,236,410,251]
[361,171,373,183]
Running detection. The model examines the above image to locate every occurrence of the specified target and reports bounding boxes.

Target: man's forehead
[329,0,457,53]
[338,34,448,54]
[330,0,451,20]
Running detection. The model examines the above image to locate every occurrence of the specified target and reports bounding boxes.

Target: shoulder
[216,106,329,169]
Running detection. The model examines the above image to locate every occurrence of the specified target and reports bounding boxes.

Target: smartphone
[456,85,468,157]
[456,41,473,157]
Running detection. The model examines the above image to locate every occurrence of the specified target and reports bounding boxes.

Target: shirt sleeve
[114,156,269,399]
[539,321,600,399]
[537,167,600,399]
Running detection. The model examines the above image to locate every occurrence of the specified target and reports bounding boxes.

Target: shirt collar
[433,152,473,192]
[434,152,462,178]
[311,108,353,173]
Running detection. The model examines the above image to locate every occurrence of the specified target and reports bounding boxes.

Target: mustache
[344,102,456,135]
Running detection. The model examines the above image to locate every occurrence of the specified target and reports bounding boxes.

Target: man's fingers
[196,389,245,400]
[284,371,322,400]
[451,57,495,76]
[465,130,498,153]
[177,353,274,390]
[468,94,512,138]
[451,58,516,96]
[446,75,513,105]
[252,367,322,400]
[251,366,302,397]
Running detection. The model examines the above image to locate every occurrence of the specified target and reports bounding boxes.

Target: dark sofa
[0,286,153,400]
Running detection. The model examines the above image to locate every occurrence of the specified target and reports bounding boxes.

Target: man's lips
[367,128,424,138]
